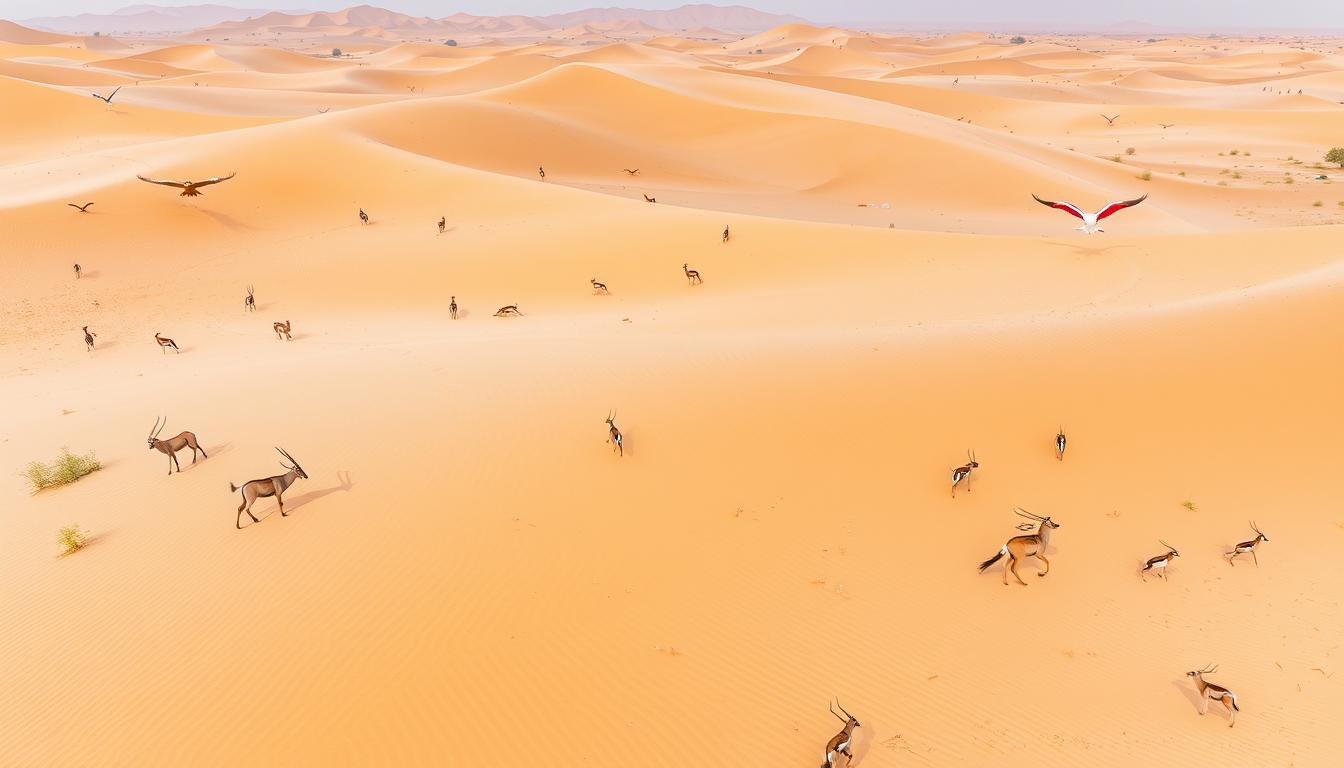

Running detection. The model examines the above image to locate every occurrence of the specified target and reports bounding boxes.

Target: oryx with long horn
[146,416,207,474]
[231,447,308,528]
[978,508,1061,586]
[822,700,860,768]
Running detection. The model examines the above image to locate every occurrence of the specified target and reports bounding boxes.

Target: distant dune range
[2,9,1344,767]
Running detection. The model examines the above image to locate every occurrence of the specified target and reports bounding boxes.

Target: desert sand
[2,11,1344,766]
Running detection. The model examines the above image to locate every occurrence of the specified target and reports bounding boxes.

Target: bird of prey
[622,168,640,176]
[1032,193,1147,234]
[67,202,94,212]
[136,172,235,197]
[92,86,121,104]
[1158,123,1175,129]
[1100,114,1119,125]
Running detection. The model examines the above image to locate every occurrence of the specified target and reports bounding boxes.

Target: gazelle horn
[829,702,846,723]
[1015,507,1044,521]
[836,700,854,721]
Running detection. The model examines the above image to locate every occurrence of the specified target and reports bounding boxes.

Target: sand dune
[3,15,1344,767]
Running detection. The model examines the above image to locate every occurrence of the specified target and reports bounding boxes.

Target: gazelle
[359,208,369,225]
[154,333,179,353]
[438,216,446,234]
[1055,426,1066,460]
[147,416,207,474]
[495,305,523,317]
[822,701,860,768]
[1141,540,1180,580]
[978,508,1061,586]
[683,263,702,285]
[74,263,82,279]
[722,225,730,242]
[1227,521,1269,566]
[231,447,308,528]
[244,285,255,311]
[1186,664,1239,727]
[539,166,546,180]
[590,278,609,295]
[273,320,292,340]
[605,410,623,456]
[82,326,96,351]
[450,296,458,320]
[951,449,978,497]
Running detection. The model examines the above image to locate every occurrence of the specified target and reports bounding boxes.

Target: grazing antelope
[605,410,623,456]
[73,263,82,279]
[438,216,446,234]
[147,416,207,474]
[1100,113,1119,125]
[450,296,458,320]
[231,447,308,528]
[68,202,94,213]
[1227,521,1269,566]
[538,166,546,180]
[822,701,860,768]
[244,285,255,311]
[82,326,96,350]
[154,333,179,353]
[951,449,978,497]
[359,208,369,225]
[1186,664,1239,727]
[1055,426,1067,460]
[495,305,523,317]
[590,278,609,295]
[273,320,292,340]
[978,508,1061,586]
[722,225,730,242]
[643,194,657,203]
[683,263,702,285]
[1141,540,1180,580]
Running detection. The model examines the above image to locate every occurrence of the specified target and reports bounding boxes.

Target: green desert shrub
[1010,36,1026,45]
[57,525,90,556]
[1326,147,1344,167]
[331,47,342,57]
[1125,147,1136,155]
[24,449,102,493]
[1138,171,1152,181]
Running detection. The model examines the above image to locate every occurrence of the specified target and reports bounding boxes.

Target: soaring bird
[1099,113,1119,125]
[92,86,121,104]
[137,172,235,197]
[1159,123,1175,129]
[1032,193,1147,234]
[67,202,94,212]
[622,168,640,176]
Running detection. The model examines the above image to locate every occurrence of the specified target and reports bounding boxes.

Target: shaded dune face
[1,17,1343,768]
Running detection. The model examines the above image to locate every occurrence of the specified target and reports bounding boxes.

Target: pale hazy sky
[4,0,1343,27]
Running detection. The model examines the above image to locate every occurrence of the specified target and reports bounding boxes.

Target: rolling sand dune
[3,13,1344,767]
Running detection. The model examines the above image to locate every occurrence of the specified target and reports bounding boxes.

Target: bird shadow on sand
[1040,241,1136,258]
[281,470,355,514]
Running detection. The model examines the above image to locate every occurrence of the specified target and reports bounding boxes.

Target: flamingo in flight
[1032,193,1147,234]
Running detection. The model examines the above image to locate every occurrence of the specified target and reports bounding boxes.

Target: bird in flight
[136,172,235,197]
[622,168,640,176]
[1032,193,1147,234]
[67,202,94,212]
[91,86,121,104]
[1100,114,1119,125]
[1158,123,1175,129]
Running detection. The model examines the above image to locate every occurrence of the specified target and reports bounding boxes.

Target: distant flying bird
[67,202,94,212]
[137,172,235,197]
[643,194,656,203]
[1099,114,1119,125]
[359,208,369,225]
[622,168,640,176]
[1159,123,1175,129]
[91,86,121,104]
[1032,193,1147,234]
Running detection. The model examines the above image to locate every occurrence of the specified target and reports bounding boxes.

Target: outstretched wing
[1032,194,1085,221]
[137,175,188,189]
[1095,194,1147,220]
[106,86,121,102]
[190,172,236,189]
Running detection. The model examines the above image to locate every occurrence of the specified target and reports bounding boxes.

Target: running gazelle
[1227,521,1269,566]
[1186,664,1239,727]
[951,449,978,497]
[822,701,860,768]
[978,508,1060,586]
[1140,540,1180,580]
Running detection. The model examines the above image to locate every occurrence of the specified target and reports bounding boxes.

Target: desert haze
[2,3,1343,766]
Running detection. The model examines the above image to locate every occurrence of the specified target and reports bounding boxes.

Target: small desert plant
[1313,200,1323,207]
[444,39,457,46]
[1326,147,1344,167]
[1285,176,1294,184]
[1178,171,1186,177]
[23,448,102,493]
[1182,500,1197,511]
[1138,171,1152,181]
[1230,149,1240,156]
[1107,155,1123,163]
[1232,171,1242,179]
[331,47,342,57]
[57,525,90,556]
[1010,36,1026,45]
[1125,147,1136,155]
